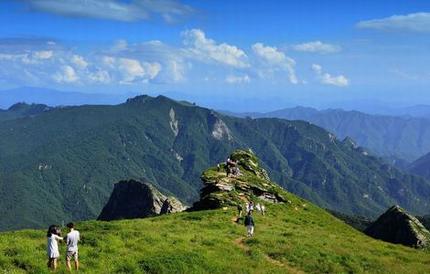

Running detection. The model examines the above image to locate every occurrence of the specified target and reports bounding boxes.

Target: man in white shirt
[65,222,80,271]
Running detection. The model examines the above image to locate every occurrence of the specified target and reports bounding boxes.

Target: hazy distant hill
[235,106,430,162]
[1,95,430,230]
[0,102,53,122]
[0,87,137,109]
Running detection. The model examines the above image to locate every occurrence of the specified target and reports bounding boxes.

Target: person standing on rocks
[244,211,255,237]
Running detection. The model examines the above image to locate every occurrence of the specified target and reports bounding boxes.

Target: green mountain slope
[1,95,430,230]
[1,204,429,273]
[409,152,430,179]
[239,106,430,162]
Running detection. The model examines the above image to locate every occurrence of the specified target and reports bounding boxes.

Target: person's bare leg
[53,259,57,270]
[75,260,79,270]
[66,260,71,271]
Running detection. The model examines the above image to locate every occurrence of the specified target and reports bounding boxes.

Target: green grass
[1,200,429,273]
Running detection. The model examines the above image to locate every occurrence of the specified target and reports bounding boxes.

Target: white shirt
[66,230,80,252]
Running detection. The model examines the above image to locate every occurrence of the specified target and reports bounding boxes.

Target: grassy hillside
[1,201,429,273]
[1,95,430,230]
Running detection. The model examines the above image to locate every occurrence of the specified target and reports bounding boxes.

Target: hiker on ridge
[244,211,255,237]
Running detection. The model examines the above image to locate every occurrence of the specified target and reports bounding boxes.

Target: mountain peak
[125,94,153,104]
[191,149,289,210]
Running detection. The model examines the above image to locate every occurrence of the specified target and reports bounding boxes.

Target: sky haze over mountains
[1,0,430,111]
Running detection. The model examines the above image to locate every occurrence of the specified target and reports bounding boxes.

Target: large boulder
[191,149,288,210]
[365,205,430,248]
[98,179,185,221]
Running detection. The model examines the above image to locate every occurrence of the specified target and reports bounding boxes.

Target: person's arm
[55,235,64,242]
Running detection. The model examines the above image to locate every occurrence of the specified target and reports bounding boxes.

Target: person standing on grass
[47,225,63,270]
[65,222,80,271]
[244,211,255,237]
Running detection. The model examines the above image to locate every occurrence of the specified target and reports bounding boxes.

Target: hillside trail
[231,217,304,274]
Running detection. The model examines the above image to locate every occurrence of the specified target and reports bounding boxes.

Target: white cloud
[356,12,430,33]
[88,69,111,83]
[252,43,298,84]
[117,57,161,83]
[112,39,128,51]
[23,0,194,23]
[102,56,116,68]
[33,50,54,59]
[71,54,88,69]
[225,74,250,84]
[182,29,249,68]
[312,64,349,87]
[292,41,341,54]
[53,65,79,83]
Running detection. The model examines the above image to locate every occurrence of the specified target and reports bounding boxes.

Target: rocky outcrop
[98,179,186,221]
[191,149,288,210]
[169,108,179,137]
[208,112,233,141]
[365,205,430,248]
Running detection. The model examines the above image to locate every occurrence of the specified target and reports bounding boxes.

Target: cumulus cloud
[225,74,250,84]
[53,65,79,83]
[182,29,249,68]
[252,43,298,84]
[116,57,161,83]
[88,69,111,84]
[292,41,341,54]
[22,0,194,23]
[312,64,349,87]
[71,54,88,69]
[356,12,430,33]
[33,50,54,59]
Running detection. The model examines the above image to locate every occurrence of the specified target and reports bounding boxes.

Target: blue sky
[1,0,430,111]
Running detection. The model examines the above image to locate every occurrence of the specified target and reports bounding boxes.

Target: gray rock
[365,205,430,248]
[98,179,185,221]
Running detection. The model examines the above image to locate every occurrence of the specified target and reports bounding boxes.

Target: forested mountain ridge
[1,95,429,230]
[234,106,430,162]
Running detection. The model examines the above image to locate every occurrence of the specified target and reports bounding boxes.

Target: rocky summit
[98,179,186,221]
[365,205,430,248]
[192,149,289,210]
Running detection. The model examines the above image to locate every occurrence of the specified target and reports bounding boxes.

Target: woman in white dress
[47,225,63,270]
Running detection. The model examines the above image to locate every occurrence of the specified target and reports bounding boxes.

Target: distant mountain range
[1,96,430,230]
[230,106,430,162]
[0,87,139,109]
